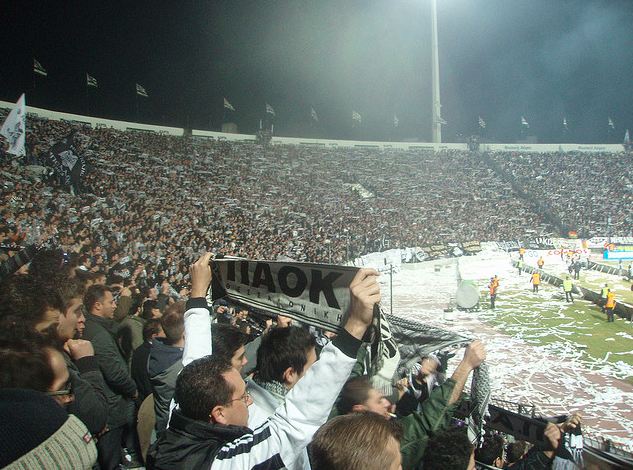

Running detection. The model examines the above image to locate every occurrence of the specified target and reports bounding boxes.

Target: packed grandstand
[1,102,632,470]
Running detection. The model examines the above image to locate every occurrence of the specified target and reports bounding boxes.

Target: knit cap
[0,389,97,470]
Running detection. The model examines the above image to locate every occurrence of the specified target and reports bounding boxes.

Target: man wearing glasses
[147,253,381,469]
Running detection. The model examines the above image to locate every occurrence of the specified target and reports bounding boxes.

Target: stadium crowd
[488,152,633,238]
[1,110,628,469]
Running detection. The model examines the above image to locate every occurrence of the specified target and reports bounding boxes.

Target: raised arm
[211,268,381,470]
[182,253,213,367]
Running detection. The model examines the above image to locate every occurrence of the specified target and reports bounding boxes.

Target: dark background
[1,0,632,143]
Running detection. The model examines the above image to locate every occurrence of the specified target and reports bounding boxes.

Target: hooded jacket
[148,337,183,434]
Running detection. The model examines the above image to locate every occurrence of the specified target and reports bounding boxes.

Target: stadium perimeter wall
[0,99,626,153]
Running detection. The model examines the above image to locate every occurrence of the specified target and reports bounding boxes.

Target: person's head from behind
[160,301,185,346]
[310,412,403,470]
[56,278,85,341]
[83,285,116,318]
[0,324,74,408]
[422,426,475,470]
[143,319,164,343]
[175,355,252,427]
[337,376,391,419]
[0,274,64,334]
[256,326,317,390]
[475,434,505,468]
[506,440,529,465]
[212,323,249,372]
[475,433,505,468]
[29,248,72,282]
[141,299,161,320]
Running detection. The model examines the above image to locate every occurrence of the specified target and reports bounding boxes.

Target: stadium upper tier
[1,104,631,283]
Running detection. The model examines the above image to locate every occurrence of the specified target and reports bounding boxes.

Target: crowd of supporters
[1,110,630,468]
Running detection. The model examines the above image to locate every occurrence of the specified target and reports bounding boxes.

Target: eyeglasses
[47,380,73,397]
[226,390,251,406]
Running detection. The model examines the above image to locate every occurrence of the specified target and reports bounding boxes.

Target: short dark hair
[83,285,112,313]
[160,301,185,344]
[256,326,316,383]
[143,319,163,342]
[310,412,403,470]
[28,249,71,283]
[506,440,529,464]
[0,275,64,328]
[337,376,372,415]
[422,426,474,470]
[211,323,249,362]
[476,434,505,465]
[141,299,159,320]
[0,324,55,392]
[175,355,233,422]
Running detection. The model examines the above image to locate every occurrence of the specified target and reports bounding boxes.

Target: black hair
[0,323,55,392]
[141,299,159,320]
[29,249,71,283]
[422,426,474,470]
[211,323,249,362]
[256,326,316,383]
[143,319,163,342]
[0,275,64,328]
[475,434,505,465]
[175,355,233,422]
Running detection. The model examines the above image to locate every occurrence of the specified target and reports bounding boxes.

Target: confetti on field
[381,247,633,450]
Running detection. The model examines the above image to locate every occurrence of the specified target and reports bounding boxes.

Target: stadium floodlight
[431,0,443,143]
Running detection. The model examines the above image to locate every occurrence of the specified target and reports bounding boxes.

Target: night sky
[2,0,632,143]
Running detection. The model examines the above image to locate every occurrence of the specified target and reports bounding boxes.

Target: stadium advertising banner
[585,237,633,249]
[603,245,633,260]
[212,259,359,331]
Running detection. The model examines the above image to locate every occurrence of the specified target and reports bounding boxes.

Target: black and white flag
[224,98,235,111]
[265,103,276,116]
[311,107,319,122]
[136,83,148,97]
[352,111,362,123]
[478,116,486,129]
[0,94,26,156]
[86,73,98,88]
[33,59,47,77]
[47,133,87,188]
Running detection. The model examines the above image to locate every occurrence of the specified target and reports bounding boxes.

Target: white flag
[86,73,98,88]
[223,98,235,111]
[266,103,276,116]
[478,116,486,128]
[608,117,615,129]
[563,117,568,130]
[393,114,399,127]
[521,116,529,128]
[0,94,26,156]
[136,83,148,97]
[352,111,362,123]
[311,107,318,122]
[33,59,47,77]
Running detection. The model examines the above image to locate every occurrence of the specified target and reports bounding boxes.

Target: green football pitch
[478,273,633,384]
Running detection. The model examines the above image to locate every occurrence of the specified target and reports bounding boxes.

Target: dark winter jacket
[146,409,249,470]
[83,312,137,428]
[148,337,183,434]
[63,351,109,434]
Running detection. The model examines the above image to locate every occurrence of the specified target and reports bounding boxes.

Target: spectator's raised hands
[345,268,380,340]
[189,252,213,298]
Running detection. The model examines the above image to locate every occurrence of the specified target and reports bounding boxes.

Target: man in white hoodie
[247,326,318,469]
